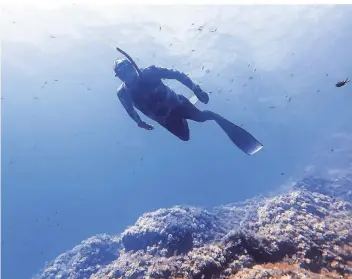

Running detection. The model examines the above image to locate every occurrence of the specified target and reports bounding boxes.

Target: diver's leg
[176,95,263,155]
[158,113,190,141]
[176,95,217,122]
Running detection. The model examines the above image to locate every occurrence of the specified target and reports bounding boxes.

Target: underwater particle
[325,73,328,77]
[226,98,230,102]
[229,89,232,92]
[240,123,244,127]
[9,161,14,164]
[12,21,16,24]
[281,172,285,175]
[57,223,60,227]
[191,49,195,52]
[335,78,349,87]
[169,43,172,47]
[254,68,257,72]
[249,76,254,80]
[205,69,210,73]
[316,89,320,92]
[288,96,292,102]
[55,211,58,214]
[248,64,250,67]
[191,23,195,25]
[50,35,56,38]
[209,91,212,94]
[159,26,161,31]
[331,149,334,152]
[290,73,294,77]
[217,73,220,76]
[41,86,44,88]
[44,81,47,84]
[34,97,39,100]
[270,106,275,109]
[210,28,217,32]
[54,79,58,82]
[87,87,91,91]
[244,84,246,87]
[292,52,295,55]
[230,78,234,82]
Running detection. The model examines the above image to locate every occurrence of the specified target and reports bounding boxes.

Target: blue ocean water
[1,4,352,279]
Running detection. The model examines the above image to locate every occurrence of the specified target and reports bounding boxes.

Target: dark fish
[269,106,275,109]
[335,78,349,87]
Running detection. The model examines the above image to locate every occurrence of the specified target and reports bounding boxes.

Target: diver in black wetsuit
[114,48,263,155]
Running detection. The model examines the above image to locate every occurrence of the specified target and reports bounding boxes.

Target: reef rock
[34,177,352,279]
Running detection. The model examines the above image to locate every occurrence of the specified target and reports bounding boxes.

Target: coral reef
[34,176,352,279]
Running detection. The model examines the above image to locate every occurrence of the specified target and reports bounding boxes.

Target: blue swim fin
[214,116,263,155]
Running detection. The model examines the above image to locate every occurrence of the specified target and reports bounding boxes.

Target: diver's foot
[197,91,209,104]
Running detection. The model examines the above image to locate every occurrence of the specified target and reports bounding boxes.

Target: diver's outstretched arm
[149,66,209,103]
[117,87,153,130]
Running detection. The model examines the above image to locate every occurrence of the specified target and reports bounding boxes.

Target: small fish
[330,148,334,152]
[169,43,172,47]
[292,53,295,55]
[44,81,47,84]
[54,79,59,82]
[191,49,195,52]
[50,35,56,39]
[205,69,210,73]
[288,96,292,102]
[34,97,39,100]
[87,87,91,91]
[254,68,257,72]
[243,84,246,87]
[202,66,204,70]
[281,172,285,175]
[269,106,275,109]
[159,26,161,31]
[335,78,349,88]
[230,79,234,82]
[229,89,232,92]
[290,73,294,77]
[210,28,217,32]
[316,89,320,92]
[217,73,220,76]
[325,73,328,77]
[248,64,250,67]
[249,76,254,80]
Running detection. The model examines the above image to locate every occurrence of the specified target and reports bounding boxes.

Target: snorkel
[116,47,142,79]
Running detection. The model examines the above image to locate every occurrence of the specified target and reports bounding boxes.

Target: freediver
[114,47,263,155]
[335,78,349,88]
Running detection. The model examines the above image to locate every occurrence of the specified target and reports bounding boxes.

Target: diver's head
[114,58,138,85]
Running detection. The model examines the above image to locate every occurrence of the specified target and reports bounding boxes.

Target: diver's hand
[193,85,209,104]
[138,121,154,130]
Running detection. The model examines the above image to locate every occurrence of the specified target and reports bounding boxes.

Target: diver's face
[115,65,138,85]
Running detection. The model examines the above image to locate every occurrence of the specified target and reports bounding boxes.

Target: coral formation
[34,176,352,279]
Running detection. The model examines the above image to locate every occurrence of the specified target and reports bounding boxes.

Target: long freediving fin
[214,116,263,155]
